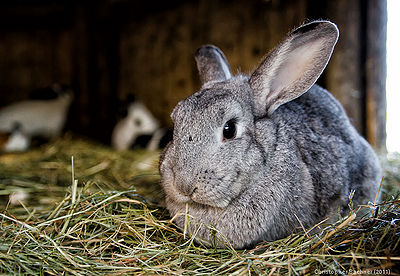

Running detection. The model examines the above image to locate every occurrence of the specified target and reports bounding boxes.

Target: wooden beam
[324,0,364,135]
[365,0,387,151]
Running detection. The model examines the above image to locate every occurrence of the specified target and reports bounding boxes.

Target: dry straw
[0,136,399,275]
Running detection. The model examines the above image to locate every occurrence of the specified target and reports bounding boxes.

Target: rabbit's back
[269,84,381,218]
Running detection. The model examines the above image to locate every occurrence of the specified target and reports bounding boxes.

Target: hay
[1,135,399,275]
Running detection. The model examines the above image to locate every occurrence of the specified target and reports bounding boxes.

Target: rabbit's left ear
[249,21,339,117]
[195,45,232,85]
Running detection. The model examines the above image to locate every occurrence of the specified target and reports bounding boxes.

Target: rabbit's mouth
[172,182,231,208]
[162,163,243,208]
[171,179,232,208]
[191,192,231,208]
[189,176,244,208]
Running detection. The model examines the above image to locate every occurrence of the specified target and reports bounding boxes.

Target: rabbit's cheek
[230,170,247,195]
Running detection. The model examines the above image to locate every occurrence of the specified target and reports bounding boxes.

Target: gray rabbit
[159,21,382,249]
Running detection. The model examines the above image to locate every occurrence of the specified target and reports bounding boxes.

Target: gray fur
[195,44,233,85]
[159,21,381,249]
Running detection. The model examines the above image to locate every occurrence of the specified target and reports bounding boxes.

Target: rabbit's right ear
[249,21,339,117]
[195,45,232,85]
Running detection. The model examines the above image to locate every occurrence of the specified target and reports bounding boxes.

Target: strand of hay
[0,136,399,275]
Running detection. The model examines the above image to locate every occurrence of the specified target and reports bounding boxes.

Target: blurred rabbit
[2,122,30,152]
[0,83,73,151]
[112,96,171,151]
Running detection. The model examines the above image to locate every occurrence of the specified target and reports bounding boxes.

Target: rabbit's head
[164,75,259,208]
[160,21,338,209]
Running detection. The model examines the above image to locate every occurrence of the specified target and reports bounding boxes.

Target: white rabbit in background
[2,123,30,152]
[0,83,73,151]
[112,98,171,151]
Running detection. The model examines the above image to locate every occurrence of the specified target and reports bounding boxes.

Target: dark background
[0,0,387,150]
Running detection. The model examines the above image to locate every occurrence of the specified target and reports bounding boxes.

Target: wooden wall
[0,0,387,150]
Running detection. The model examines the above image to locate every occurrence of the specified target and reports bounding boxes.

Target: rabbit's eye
[134,118,142,127]
[223,119,237,141]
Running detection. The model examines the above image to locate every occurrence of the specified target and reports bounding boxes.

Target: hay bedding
[0,135,399,275]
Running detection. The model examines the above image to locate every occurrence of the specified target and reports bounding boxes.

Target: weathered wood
[365,0,387,151]
[0,0,388,146]
[69,3,90,134]
[324,0,364,135]
[0,2,74,105]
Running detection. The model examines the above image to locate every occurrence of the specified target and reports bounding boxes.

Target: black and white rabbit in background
[112,96,172,151]
[159,21,382,249]
[0,84,73,152]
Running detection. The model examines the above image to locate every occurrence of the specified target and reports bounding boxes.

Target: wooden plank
[324,0,364,135]
[365,0,387,151]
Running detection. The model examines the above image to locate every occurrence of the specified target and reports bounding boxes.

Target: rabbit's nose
[174,173,196,196]
[177,180,196,196]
